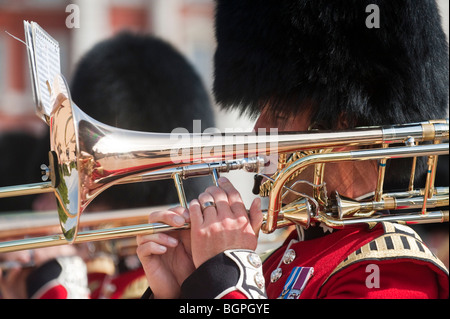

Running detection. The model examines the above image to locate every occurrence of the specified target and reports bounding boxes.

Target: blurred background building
[0,0,259,204]
[1,0,447,136]
[0,0,230,135]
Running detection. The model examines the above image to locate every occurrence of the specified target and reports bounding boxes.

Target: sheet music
[24,21,62,121]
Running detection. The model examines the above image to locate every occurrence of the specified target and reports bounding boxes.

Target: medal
[278,266,314,299]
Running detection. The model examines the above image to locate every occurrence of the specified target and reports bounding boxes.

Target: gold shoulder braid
[321,222,449,290]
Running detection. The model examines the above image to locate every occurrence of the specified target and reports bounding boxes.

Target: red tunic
[181,222,449,299]
[262,222,449,299]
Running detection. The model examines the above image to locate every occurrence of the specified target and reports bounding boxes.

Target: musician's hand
[189,176,263,268]
[136,206,194,299]
[0,267,31,299]
[0,250,31,299]
[0,246,80,298]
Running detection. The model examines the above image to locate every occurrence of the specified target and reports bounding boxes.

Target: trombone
[0,78,448,253]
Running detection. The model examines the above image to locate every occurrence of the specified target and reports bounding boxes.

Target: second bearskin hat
[68,33,215,208]
[213,0,449,128]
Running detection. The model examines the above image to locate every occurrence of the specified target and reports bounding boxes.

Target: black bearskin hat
[71,32,214,133]
[213,0,449,128]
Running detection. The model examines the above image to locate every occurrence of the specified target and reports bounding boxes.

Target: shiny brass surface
[0,182,53,198]
[374,143,388,202]
[315,210,449,229]
[336,192,449,219]
[0,221,190,253]
[262,142,449,233]
[0,76,448,251]
[50,84,447,241]
[0,205,171,240]
[280,199,311,228]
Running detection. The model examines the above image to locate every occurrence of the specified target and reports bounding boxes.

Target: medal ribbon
[278,266,314,299]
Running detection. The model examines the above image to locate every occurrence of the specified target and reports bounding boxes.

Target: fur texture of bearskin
[213,0,449,127]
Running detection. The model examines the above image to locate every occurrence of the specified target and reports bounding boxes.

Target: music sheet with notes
[24,21,63,121]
